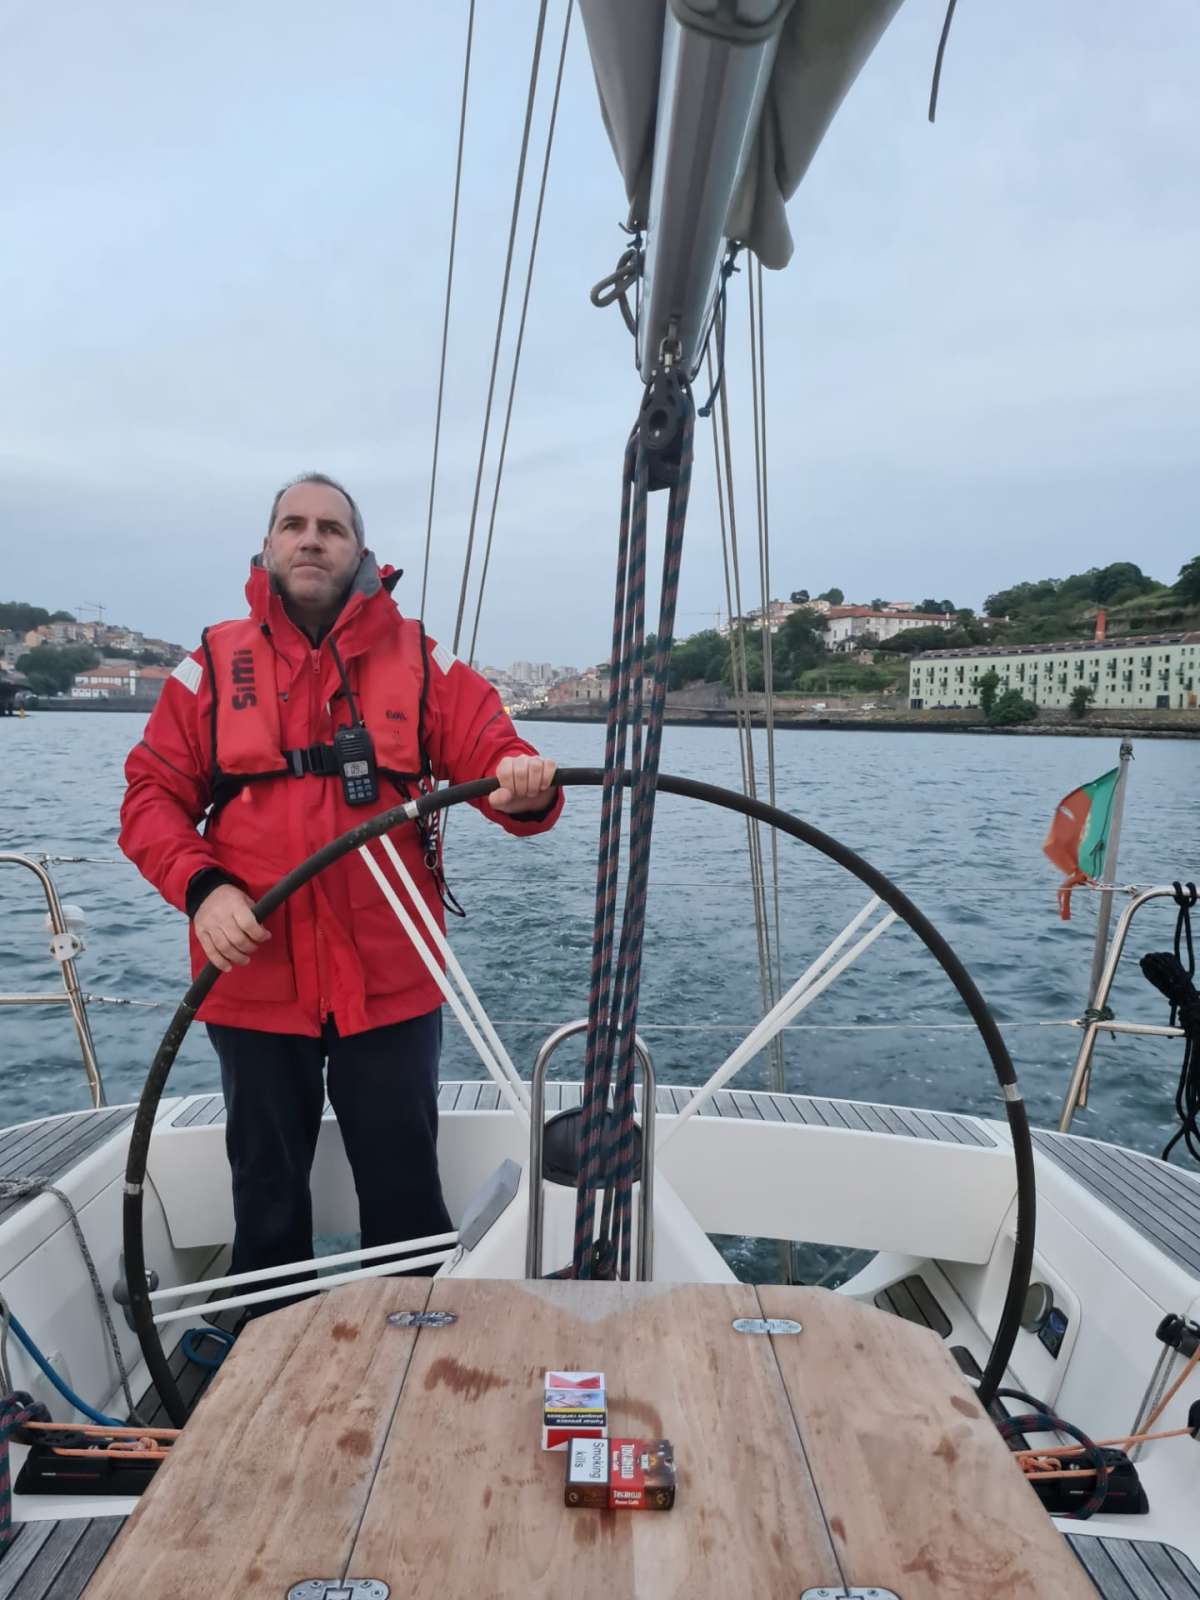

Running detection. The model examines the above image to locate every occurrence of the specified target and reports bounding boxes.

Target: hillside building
[70,663,171,701]
[825,607,955,652]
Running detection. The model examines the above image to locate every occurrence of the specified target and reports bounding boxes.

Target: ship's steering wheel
[122,770,1035,1427]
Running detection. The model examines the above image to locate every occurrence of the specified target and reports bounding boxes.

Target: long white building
[909,632,1200,712]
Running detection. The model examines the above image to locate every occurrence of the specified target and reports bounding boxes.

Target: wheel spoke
[657,900,898,1148]
[358,842,531,1124]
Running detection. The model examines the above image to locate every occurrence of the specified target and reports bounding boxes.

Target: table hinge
[286,1582,390,1599]
[732,1317,802,1335]
[801,1590,900,1599]
[386,1310,457,1329]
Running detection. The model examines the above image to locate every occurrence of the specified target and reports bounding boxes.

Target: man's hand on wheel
[488,756,558,815]
[193,883,271,972]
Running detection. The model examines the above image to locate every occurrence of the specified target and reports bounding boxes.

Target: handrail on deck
[1058,885,1189,1132]
[526,1019,655,1281]
[0,852,106,1108]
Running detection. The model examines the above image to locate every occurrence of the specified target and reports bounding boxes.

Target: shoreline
[16,701,1200,740]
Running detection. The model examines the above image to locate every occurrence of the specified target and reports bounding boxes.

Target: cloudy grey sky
[4,0,1197,667]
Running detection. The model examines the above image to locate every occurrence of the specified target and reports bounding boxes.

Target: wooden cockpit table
[83,1278,1093,1598]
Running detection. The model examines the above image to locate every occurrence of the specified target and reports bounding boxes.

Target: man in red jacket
[120,471,562,1299]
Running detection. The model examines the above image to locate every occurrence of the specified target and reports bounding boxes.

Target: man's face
[263,482,361,619]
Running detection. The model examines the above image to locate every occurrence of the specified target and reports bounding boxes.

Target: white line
[151,1249,455,1325]
[148,1231,459,1303]
[658,909,899,1148]
[378,835,530,1111]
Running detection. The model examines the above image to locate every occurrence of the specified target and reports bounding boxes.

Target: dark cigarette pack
[565,1437,676,1511]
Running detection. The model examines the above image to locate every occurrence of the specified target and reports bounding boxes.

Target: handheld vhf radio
[332,722,379,807]
[328,640,379,807]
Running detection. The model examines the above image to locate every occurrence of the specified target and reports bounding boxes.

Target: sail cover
[578,0,906,272]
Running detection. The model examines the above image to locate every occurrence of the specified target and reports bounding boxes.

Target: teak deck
[83,1279,1093,1599]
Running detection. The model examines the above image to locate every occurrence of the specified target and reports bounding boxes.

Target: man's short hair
[268,472,365,547]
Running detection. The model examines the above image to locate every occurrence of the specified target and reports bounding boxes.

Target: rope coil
[1141,882,1200,1163]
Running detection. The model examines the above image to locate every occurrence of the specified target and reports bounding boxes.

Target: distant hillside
[981,559,1200,644]
[871,559,1200,660]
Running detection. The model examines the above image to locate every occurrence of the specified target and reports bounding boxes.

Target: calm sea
[1,713,1196,1171]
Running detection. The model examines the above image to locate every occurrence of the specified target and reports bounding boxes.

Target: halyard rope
[572,383,696,1279]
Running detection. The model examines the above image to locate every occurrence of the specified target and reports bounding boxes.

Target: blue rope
[5,1312,123,1427]
[181,1326,235,1370]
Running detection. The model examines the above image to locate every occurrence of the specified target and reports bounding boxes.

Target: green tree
[988,689,1038,726]
[1069,684,1094,719]
[1175,556,1200,604]
[659,628,729,690]
[978,667,1000,717]
[983,579,1059,619]
[789,589,809,604]
[816,587,844,605]
[773,607,826,678]
[16,643,99,696]
[0,602,50,634]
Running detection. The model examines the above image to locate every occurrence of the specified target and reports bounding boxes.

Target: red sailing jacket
[119,556,563,1036]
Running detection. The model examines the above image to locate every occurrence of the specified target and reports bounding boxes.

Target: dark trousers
[206,1011,452,1295]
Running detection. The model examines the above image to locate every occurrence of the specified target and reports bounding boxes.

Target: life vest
[199,615,432,812]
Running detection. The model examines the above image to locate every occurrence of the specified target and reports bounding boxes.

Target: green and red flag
[1043,767,1119,920]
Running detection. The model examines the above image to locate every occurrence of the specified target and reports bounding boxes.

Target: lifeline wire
[77,993,1077,1031]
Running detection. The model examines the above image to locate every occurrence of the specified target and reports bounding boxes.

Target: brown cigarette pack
[565,1437,676,1511]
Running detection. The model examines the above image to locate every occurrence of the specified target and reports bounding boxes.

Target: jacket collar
[245,553,403,654]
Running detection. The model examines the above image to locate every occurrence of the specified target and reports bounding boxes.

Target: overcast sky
[4,0,1197,667]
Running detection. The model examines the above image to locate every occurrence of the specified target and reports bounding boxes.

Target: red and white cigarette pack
[564,1437,676,1510]
[542,1370,606,1451]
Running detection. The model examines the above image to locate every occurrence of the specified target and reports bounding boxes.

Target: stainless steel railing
[525,1019,655,1281]
[0,852,106,1107]
[1058,885,1188,1132]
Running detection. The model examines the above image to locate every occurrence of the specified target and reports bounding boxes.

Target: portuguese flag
[1043,768,1119,920]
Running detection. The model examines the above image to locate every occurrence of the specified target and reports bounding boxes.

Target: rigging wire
[466,0,574,669]
[707,339,795,1286]
[928,0,960,123]
[747,257,787,1106]
[707,340,779,1094]
[419,0,476,622]
[452,0,551,657]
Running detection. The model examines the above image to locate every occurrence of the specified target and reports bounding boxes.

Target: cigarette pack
[543,1370,606,1451]
[565,1437,676,1511]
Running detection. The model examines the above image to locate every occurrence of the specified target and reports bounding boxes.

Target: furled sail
[579,0,906,377]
